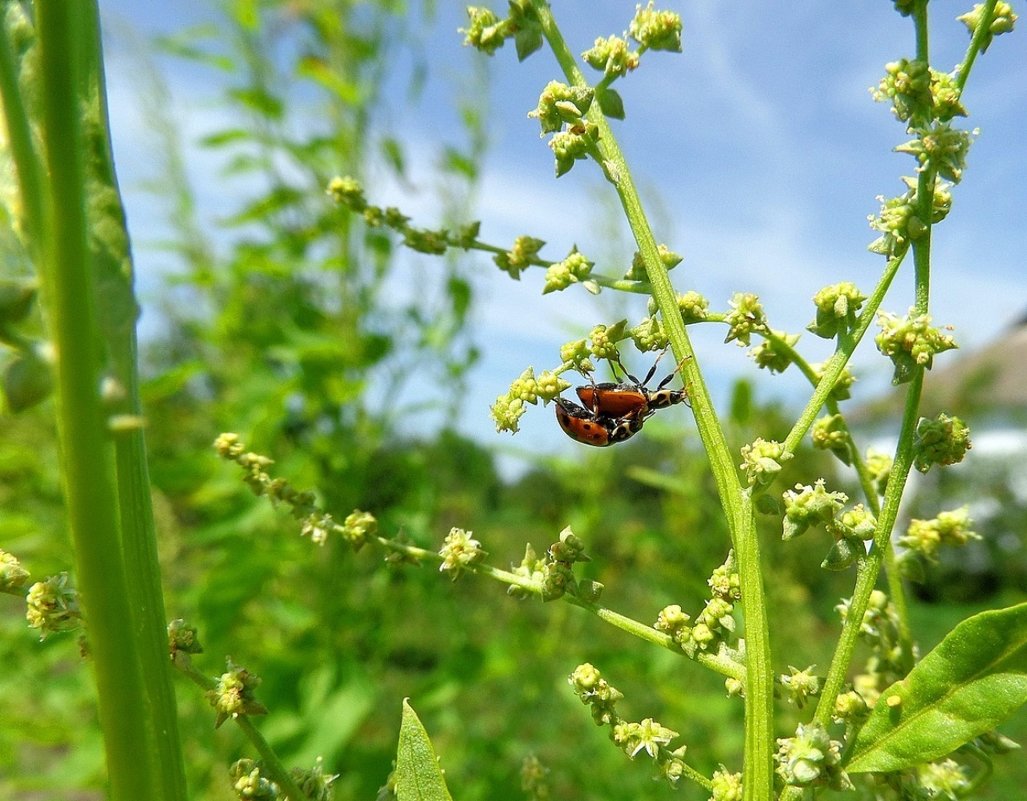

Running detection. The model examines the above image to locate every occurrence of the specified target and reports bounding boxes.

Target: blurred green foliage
[1,1,1025,800]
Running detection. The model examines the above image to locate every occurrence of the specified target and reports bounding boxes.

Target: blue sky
[100,1,1027,464]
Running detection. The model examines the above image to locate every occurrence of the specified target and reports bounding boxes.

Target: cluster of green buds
[739,438,790,487]
[872,59,966,128]
[779,665,822,709]
[808,282,867,340]
[214,433,340,546]
[958,2,1018,52]
[25,571,81,640]
[875,310,957,384]
[290,757,339,801]
[462,2,543,60]
[509,527,600,602]
[914,759,972,799]
[0,548,29,594]
[631,316,669,352]
[899,507,979,564]
[864,448,894,497]
[326,175,481,256]
[912,413,972,472]
[810,414,851,464]
[868,176,952,259]
[782,480,877,570]
[167,618,203,663]
[775,723,851,791]
[809,360,857,402]
[655,553,740,659]
[837,590,907,691]
[490,366,571,433]
[229,759,278,801]
[520,755,550,801]
[529,81,600,177]
[708,768,743,801]
[750,330,800,374]
[568,663,690,786]
[895,123,977,184]
[628,2,684,53]
[623,244,683,281]
[495,235,545,280]
[675,290,710,324]
[207,658,268,729]
[438,527,486,581]
[832,689,870,726]
[340,509,378,551]
[543,246,596,294]
[723,292,768,346]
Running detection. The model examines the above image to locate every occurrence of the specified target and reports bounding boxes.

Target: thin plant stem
[529,3,775,796]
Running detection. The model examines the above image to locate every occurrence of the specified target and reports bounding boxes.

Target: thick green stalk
[80,5,189,797]
[35,6,181,800]
[530,4,775,796]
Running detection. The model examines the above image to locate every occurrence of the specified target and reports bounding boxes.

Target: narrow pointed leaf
[395,699,454,801]
[847,603,1027,773]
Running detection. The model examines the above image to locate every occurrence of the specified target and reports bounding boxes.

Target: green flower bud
[750,330,800,374]
[207,658,268,728]
[325,175,366,211]
[917,759,971,797]
[582,35,639,79]
[589,322,625,360]
[341,509,377,550]
[808,361,857,402]
[559,338,593,372]
[402,227,449,255]
[291,757,338,801]
[875,310,957,384]
[833,690,869,724]
[167,618,203,659]
[821,536,862,571]
[781,665,821,709]
[549,124,598,177]
[677,290,709,323]
[629,2,683,52]
[654,604,691,636]
[740,438,790,487]
[438,527,486,580]
[495,235,545,279]
[775,723,849,790]
[625,244,683,280]
[865,448,893,496]
[461,7,512,55]
[710,768,743,801]
[899,507,978,561]
[811,414,850,463]
[724,292,767,346]
[542,247,593,294]
[300,512,334,546]
[958,2,1018,52]
[808,282,867,339]
[25,572,81,640]
[912,412,972,472]
[835,504,877,541]
[0,549,29,593]
[782,480,847,540]
[631,316,669,352]
[872,58,932,125]
[549,526,590,563]
[894,123,976,184]
[529,81,595,134]
[229,759,278,800]
[535,370,570,401]
[708,554,741,601]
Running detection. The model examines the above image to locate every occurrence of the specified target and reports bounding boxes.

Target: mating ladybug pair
[554,354,688,447]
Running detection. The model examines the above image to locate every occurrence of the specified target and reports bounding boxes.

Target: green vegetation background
[1,2,1024,799]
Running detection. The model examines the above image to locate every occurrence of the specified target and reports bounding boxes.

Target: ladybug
[575,355,688,419]
[553,398,643,447]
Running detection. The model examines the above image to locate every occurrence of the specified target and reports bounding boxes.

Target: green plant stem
[176,658,311,801]
[35,6,162,800]
[781,253,904,457]
[530,4,774,796]
[811,370,925,729]
[369,534,747,681]
[79,5,189,795]
[0,13,46,251]
[957,0,1000,93]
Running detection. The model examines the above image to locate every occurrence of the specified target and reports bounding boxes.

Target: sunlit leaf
[395,699,453,801]
[848,603,1027,773]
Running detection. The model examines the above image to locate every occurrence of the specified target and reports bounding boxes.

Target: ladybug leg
[655,356,691,391]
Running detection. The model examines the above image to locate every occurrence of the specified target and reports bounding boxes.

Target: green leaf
[395,699,453,801]
[847,603,1027,774]
[597,88,625,120]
